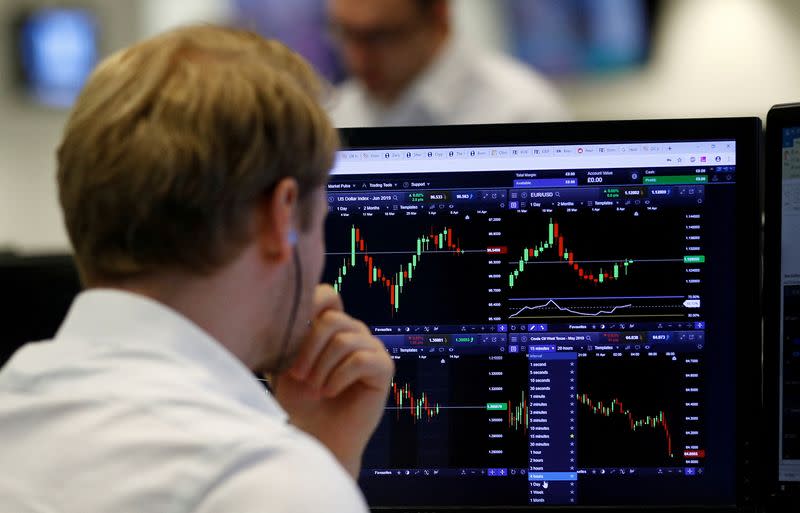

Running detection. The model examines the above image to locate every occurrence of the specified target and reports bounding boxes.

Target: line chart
[509,299,634,318]
[506,295,695,320]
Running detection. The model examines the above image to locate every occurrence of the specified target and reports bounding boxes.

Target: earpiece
[288,229,298,247]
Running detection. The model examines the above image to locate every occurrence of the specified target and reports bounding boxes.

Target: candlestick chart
[323,214,494,325]
[362,353,529,470]
[577,393,674,459]
[576,352,698,468]
[504,208,703,321]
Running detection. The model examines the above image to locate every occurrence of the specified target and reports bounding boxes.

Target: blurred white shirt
[0,289,368,513]
[329,38,569,127]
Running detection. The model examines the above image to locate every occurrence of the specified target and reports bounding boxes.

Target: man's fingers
[311,284,344,319]
[306,331,375,391]
[289,310,357,380]
[322,348,395,398]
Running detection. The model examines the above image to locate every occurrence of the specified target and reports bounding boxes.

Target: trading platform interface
[325,141,738,506]
[780,127,800,483]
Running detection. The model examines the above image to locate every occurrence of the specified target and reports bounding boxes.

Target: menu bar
[332,141,736,175]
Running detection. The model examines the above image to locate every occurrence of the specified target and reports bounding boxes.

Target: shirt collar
[408,37,471,120]
[392,37,471,124]
[56,289,288,421]
[358,37,470,126]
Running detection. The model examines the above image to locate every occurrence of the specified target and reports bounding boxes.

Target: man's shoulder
[470,49,547,87]
[328,80,372,128]
[465,49,569,121]
[0,349,367,512]
[194,433,368,512]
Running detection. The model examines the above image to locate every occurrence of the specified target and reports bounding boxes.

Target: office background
[0,0,798,254]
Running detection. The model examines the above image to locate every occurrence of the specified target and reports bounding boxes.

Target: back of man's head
[57,25,338,286]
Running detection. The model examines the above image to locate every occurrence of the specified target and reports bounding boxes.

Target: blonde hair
[57,25,338,284]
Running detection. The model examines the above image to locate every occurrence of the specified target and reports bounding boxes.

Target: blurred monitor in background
[12,7,99,109]
[325,0,567,127]
[508,0,657,76]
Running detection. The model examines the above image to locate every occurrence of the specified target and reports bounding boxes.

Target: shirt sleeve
[192,439,369,513]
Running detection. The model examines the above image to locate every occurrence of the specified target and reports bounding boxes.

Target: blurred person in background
[326,0,568,127]
[233,0,347,82]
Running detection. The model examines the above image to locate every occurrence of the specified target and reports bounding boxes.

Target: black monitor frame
[0,253,82,367]
[339,118,762,512]
[764,104,800,510]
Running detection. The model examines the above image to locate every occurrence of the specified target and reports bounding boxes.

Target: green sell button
[643,175,708,185]
[684,255,706,263]
[486,402,508,411]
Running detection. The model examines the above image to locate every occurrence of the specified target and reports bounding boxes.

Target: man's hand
[273,284,394,478]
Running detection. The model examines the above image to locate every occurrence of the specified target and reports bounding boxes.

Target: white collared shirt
[0,289,368,513]
[329,38,569,128]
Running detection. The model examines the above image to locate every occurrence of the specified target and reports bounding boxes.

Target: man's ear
[257,178,299,264]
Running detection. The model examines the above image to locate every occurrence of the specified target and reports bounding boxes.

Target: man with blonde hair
[0,25,392,512]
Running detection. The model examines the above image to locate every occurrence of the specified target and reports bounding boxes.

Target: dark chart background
[503,205,698,305]
[363,352,529,470]
[575,351,699,469]
[323,210,496,326]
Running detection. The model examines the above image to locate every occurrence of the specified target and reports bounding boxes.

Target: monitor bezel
[765,104,800,509]
[338,118,762,512]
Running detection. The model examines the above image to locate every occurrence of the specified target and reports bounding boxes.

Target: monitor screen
[327,120,760,509]
[779,125,800,484]
[507,0,656,76]
[14,8,99,108]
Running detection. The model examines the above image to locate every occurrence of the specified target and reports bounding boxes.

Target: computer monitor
[507,0,659,76]
[766,104,800,508]
[12,7,99,109]
[0,254,82,368]
[327,119,762,510]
